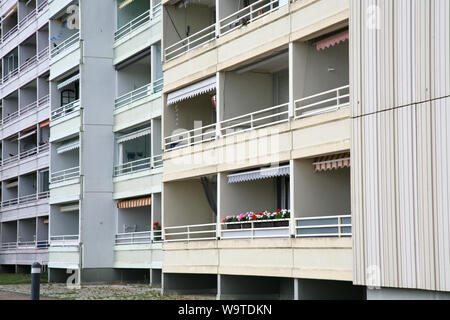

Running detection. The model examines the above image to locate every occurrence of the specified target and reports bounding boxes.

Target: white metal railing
[295,215,351,238]
[19,147,38,160]
[115,78,163,109]
[19,55,37,73]
[2,24,18,42]
[19,191,49,204]
[1,95,49,126]
[220,102,289,137]
[51,99,80,121]
[294,85,350,119]
[164,223,217,242]
[220,219,290,240]
[1,242,17,250]
[37,46,49,61]
[1,198,18,208]
[50,166,80,184]
[17,240,37,248]
[115,230,163,245]
[2,109,19,124]
[38,94,50,107]
[37,240,50,248]
[50,235,79,247]
[219,0,285,36]
[164,123,216,151]
[37,0,48,13]
[3,67,19,84]
[114,3,161,41]
[114,154,163,176]
[165,24,216,61]
[1,154,19,166]
[50,32,80,58]
[20,100,38,115]
[19,8,37,29]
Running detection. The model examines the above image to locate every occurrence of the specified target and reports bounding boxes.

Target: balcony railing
[0,192,50,208]
[2,25,18,42]
[50,166,80,184]
[114,154,163,177]
[2,67,19,84]
[219,0,285,36]
[164,123,216,151]
[0,242,17,250]
[51,99,80,121]
[115,78,163,110]
[50,235,79,247]
[19,8,37,29]
[295,215,352,237]
[1,198,18,208]
[1,94,50,126]
[220,219,290,240]
[114,2,161,41]
[165,24,216,61]
[19,55,37,73]
[220,102,289,137]
[294,85,350,119]
[115,230,163,245]
[38,0,49,13]
[164,223,217,242]
[50,32,80,59]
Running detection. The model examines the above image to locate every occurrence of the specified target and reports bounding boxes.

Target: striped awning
[116,128,151,144]
[316,30,349,51]
[40,120,50,127]
[117,196,151,209]
[57,139,80,154]
[313,152,350,172]
[227,165,290,184]
[167,76,216,105]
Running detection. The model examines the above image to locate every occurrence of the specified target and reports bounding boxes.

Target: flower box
[226,223,241,230]
[274,220,289,227]
[254,221,274,228]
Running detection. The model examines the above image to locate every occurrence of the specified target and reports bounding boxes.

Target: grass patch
[0,272,48,285]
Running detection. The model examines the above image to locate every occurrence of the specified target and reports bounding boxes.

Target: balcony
[115,79,163,110]
[50,31,79,61]
[0,191,50,210]
[115,2,161,42]
[114,154,162,177]
[50,166,80,184]
[51,99,80,122]
[163,0,288,62]
[2,95,50,128]
[50,234,79,247]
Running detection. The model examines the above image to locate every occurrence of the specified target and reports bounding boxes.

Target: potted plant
[222,216,240,229]
[153,222,162,241]
[254,211,274,228]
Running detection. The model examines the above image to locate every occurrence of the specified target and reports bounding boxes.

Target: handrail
[164,123,216,151]
[220,218,290,240]
[115,230,163,245]
[0,242,17,250]
[1,198,18,208]
[220,102,289,137]
[165,24,216,61]
[295,214,352,237]
[51,99,80,121]
[114,154,163,176]
[50,235,79,247]
[19,55,37,73]
[115,78,163,109]
[37,0,48,13]
[3,67,19,84]
[19,8,37,29]
[294,85,350,119]
[37,46,49,61]
[164,223,217,242]
[219,0,285,36]
[50,166,80,184]
[2,24,18,42]
[0,192,49,208]
[1,95,49,126]
[114,3,161,41]
[50,32,80,58]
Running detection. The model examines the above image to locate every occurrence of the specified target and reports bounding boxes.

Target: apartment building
[46,0,163,284]
[0,0,51,273]
[159,0,366,299]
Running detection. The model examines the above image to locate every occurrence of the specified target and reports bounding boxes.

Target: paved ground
[0,283,215,300]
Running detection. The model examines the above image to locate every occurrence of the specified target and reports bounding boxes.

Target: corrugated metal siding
[351,0,450,291]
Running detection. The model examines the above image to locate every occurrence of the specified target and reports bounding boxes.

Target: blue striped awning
[227,165,290,184]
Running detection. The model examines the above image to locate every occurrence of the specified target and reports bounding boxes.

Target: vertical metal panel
[431,0,450,99]
[395,105,418,288]
[362,0,379,115]
[415,102,436,291]
[350,0,362,118]
[394,0,413,107]
[362,114,381,276]
[378,110,398,286]
[378,0,394,112]
[432,97,450,291]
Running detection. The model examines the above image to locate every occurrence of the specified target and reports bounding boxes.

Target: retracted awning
[116,128,151,144]
[227,165,290,184]
[313,152,350,172]
[167,76,216,105]
[57,139,80,154]
[316,30,349,51]
[57,73,80,90]
[117,196,151,209]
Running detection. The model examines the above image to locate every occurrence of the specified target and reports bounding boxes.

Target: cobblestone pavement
[0,283,215,300]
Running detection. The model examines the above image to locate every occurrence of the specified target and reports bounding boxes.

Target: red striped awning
[117,196,151,209]
[313,152,350,172]
[316,30,349,51]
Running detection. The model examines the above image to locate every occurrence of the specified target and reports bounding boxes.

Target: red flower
[252,214,257,220]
